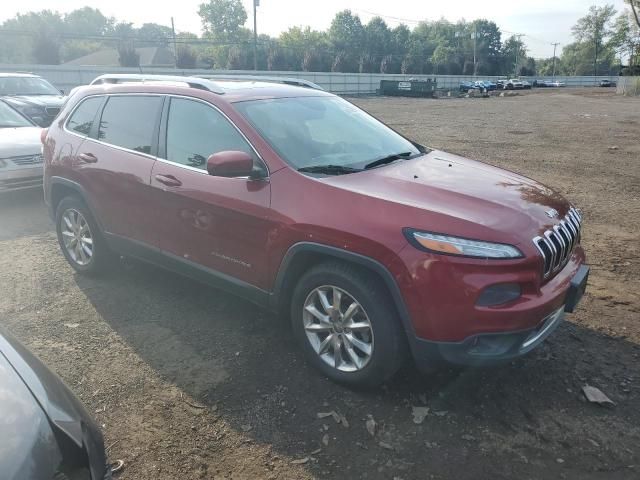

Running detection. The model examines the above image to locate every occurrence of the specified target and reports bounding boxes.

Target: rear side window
[165,98,254,169]
[67,97,103,136]
[98,96,162,154]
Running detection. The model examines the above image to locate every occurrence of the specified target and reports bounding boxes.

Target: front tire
[291,262,407,387]
[55,196,109,275]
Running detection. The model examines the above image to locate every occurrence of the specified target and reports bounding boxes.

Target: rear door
[77,94,164,246]
[149,96,273,289]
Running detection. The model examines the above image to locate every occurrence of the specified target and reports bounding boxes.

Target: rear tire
[291,261,407,388]
[55,196,110,275]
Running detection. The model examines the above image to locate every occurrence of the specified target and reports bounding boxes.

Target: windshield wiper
[298,165,362,175]
[364,152,414,170]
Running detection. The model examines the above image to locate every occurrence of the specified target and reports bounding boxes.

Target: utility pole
[514,34,524,77]
[594,35,599,81]
[472,23,477,77]
[253,0,259,71]
[171,17,178,69]
[551,42,560,79]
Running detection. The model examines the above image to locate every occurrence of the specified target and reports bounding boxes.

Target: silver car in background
[0,100,44,193]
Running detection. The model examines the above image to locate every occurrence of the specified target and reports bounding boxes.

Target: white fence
[0,64,619,95]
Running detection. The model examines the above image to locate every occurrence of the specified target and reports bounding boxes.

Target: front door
[150,96,273,290]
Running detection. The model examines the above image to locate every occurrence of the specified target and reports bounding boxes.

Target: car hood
[0,353,62,480]
[3,95,65,109]
[0,329,108,480]
[321,150,571,244]
[0,127,42,157]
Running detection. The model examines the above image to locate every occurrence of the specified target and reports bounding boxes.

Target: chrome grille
[7,154,44,166]
[533,207,582,279]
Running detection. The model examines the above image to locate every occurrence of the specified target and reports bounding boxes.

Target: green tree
[198,0,247,41]
[626,1,640,28]
[118,44,140,67]
[362,17,391,72]
[137,23,173,46]
[176,45,197,68]
[64,7,113,36]
[502,35,527,76]
[328,10,364,72]
[572,4,617,75]
[279,26,329,71]
[2,11,64,64]
[610,11,640,65]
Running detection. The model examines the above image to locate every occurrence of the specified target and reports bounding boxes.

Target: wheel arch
[271,242,417,342]
[48,177,104,233]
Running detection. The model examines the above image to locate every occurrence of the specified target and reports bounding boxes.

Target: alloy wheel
[302,285,374,372]
[60,209,94,266]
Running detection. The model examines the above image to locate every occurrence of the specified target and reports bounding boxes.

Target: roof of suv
[83,74,331,103]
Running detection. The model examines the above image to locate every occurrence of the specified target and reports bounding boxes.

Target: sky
[1,0,631,58]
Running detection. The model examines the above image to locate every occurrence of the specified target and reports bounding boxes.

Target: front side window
[98,96,163,154]
[165,98,254,170]
[234,96,421,172]
[67,97,103,136]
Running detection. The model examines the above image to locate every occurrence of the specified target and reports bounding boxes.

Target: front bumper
[413,306,565,367]
[0,167,43,193]
[411,265,589,368]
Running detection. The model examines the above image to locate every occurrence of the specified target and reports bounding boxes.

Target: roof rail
[90,74,225,94]
[196,74,324,91]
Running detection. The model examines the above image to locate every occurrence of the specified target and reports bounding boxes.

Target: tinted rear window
[98,96,162,154]
[67,97,103,136]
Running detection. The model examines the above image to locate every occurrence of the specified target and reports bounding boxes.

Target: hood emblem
[545,208,559,219]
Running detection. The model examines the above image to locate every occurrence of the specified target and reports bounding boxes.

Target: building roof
[63,47,175,67]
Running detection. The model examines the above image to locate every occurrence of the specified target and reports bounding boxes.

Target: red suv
[43,74,588,387]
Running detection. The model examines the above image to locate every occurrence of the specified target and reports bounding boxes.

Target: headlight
[405,229,523,259]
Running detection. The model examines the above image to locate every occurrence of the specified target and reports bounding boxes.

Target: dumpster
[379,79,437,97]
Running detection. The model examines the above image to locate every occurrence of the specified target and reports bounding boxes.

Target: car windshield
[234,96,421,172]
[0,76,60,96]
[0,101,33,128]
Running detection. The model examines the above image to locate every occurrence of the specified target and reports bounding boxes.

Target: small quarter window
[67,97,103,136]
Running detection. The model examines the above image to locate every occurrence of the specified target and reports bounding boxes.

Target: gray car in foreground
[0,328,111,480]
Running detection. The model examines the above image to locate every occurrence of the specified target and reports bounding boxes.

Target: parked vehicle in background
[496,79,507,90]
[548,80,566,87]
[0,328,112,480]
[521,80,532,90]
[0,100,44,193]
[43,74,588,387]
[0,73,65,127]
[505,79,525,90]
[459,81,479,92]
[599,79,616,87]
[534,80,549,88]
[475,80,497,91]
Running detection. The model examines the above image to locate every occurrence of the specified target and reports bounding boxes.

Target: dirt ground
[1,88,639,480]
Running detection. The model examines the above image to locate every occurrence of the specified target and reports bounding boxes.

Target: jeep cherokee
[43,74,589,387]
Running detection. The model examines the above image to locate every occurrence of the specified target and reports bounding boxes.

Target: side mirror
[206,151,255,178]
